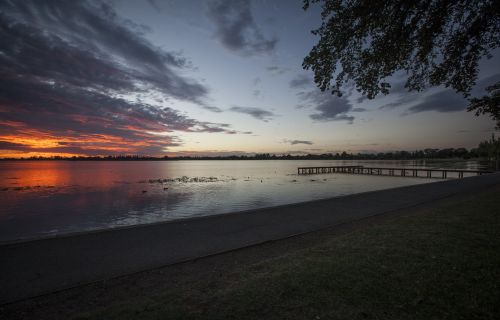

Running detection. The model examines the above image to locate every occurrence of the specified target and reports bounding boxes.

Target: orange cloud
[0,125,172,158]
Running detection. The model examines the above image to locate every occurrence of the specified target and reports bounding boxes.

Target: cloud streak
[289,74,313,89]
[207,0,277,55]
[284,139,314,145]
[297,90,356,123]
[267,65,288,75]
[380,74,500,114]
[406,90,467,114]
[230,106,275,121]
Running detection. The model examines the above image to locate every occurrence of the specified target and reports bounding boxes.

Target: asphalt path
[1,173,499,304]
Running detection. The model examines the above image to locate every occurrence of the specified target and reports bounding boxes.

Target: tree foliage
[467,82,500,129]
[477,134,500,160]
[0,148,485,161]
[302,0,500,99]
[476,134,500,170]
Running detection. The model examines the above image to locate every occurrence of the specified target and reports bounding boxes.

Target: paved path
[1,173,499,304]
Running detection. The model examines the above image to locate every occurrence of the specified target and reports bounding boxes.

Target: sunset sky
[1,0,499,158]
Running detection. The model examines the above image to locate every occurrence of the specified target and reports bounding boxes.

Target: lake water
[0,159,486,242]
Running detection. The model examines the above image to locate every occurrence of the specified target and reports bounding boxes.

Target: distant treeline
[0,147,493,161]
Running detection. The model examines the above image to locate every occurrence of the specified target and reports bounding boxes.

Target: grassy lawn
[76,189,500,320]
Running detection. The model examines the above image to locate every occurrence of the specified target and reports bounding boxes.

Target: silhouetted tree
[1,148,484,161]
[302,0,500,119]
[477,134,500,164]
[467,82,500,129]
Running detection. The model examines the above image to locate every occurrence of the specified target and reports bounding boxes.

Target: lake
[0,159,486,242]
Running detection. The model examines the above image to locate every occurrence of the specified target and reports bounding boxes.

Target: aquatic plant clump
[144,176,221,184]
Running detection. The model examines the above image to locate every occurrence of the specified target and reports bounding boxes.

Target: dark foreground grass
[74,189,500,320]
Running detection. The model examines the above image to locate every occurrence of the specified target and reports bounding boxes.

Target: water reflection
[0,159,485,242]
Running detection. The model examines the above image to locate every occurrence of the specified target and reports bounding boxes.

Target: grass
[72,188,500,319]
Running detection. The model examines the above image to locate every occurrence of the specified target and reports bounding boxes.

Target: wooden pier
[297,166,493,179]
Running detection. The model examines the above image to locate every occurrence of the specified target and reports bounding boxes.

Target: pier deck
[297,166,493,179]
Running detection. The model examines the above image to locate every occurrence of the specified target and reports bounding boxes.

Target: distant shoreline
[0,156,486,161]
[0,147,486,161]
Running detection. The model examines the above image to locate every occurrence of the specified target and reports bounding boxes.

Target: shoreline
[0,171,483,246]
[1,172,499,304]
[0,176,437,246]
[3,182,499,319]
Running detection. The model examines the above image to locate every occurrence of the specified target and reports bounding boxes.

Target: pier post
[295,166,490,179]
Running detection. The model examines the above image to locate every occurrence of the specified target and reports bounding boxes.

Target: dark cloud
[0,1,242,156]
[147,0,162,11]
[470,73,500,96]
[311,112,355,123]
[404,73,499,114]
[230,106,275,121]
[355,96,367,104]
[266,65,288,75]
[0,78,235,155]
[289,74,313,89]
[352,107,367,112]
[406,90,467,114]
[207,0,277,55]
[0,141,27,150]
[291,73,359,122]
[297,91,355,123]
[0,0,208,103]
[201,105,224,113]
[379,96,416,110]
[380,73,500,113]
[357,76,422,104]
[284,140,314,145]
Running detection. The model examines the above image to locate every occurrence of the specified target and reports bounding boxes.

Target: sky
[0,0,498,158]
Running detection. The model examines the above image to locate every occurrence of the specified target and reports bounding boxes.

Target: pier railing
[297,166,493,179]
